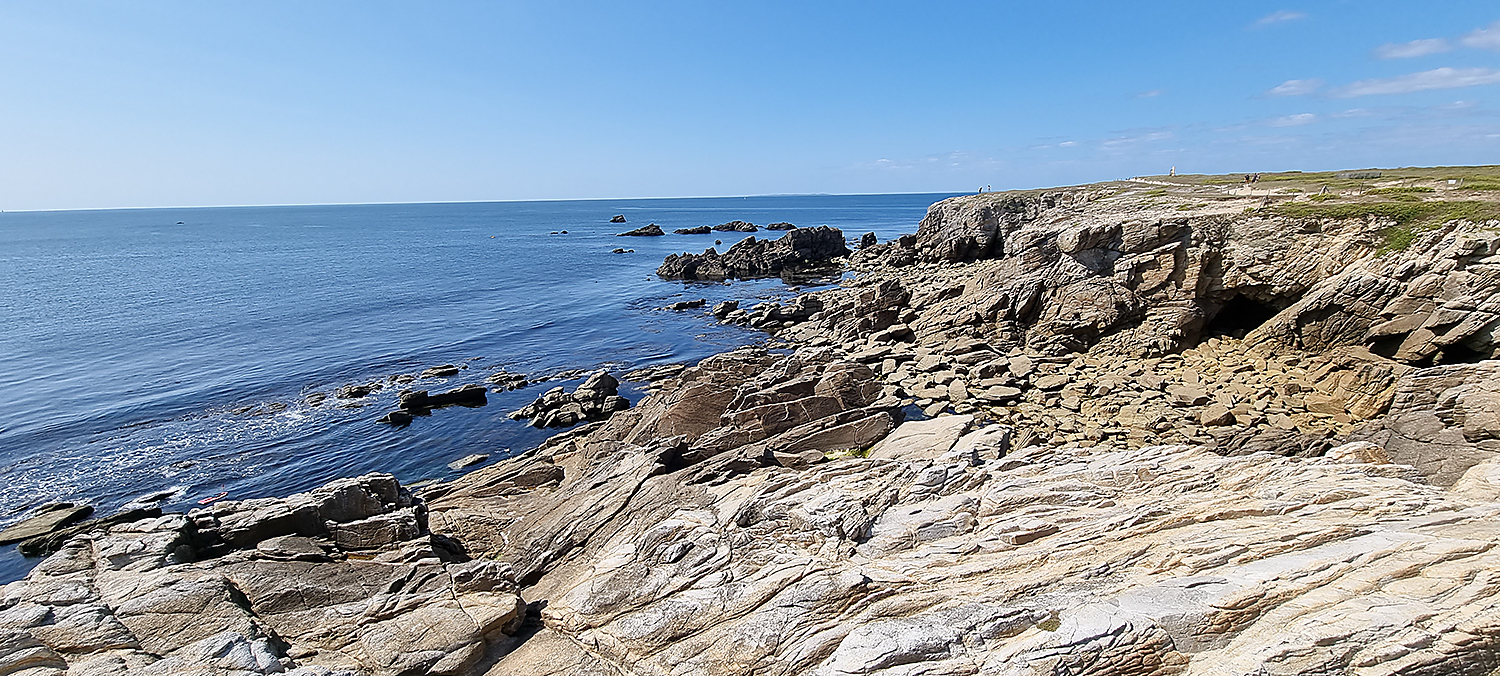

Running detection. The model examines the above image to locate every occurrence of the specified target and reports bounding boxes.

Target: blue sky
[2,1,1498,210]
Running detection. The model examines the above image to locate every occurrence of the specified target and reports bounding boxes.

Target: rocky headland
[8,167,1500,675]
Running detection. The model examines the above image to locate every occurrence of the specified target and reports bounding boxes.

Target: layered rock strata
[0,474,525,675]
[13,175,1500,675]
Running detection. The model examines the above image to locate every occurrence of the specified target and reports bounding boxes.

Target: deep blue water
[0,193,953,580]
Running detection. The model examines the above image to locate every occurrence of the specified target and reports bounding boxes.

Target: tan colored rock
[867,415,974,462]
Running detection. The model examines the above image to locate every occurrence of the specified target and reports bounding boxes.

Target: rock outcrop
[712,220,758,232]
[0,474,525,675]
[20,171,1500,675]
[673,225,712,235]
[417,348,1500,676]
[616,224,663,237]
[508,370,630,428]
[657,226,851,281]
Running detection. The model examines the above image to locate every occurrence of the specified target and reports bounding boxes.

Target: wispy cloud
[1099,131,1173,150]
[1334,67,1500,97]
[1265,78,1323,97]
[1136,89,1165,98]
[1462,20,1500,51]
[1253,10,1306,28]
[1375,38,1452,59]
[1270,113,1318,127]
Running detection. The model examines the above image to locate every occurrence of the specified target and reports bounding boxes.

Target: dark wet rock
[666,299,706,311]
[485,370,528,391]
[378,410,414,425]
[420,365,461,378]
[399,384,487,410]
[335,383,379,399]
[766,222,797,231]
[0,504,94,546]
[712,220,758,232]
[657,226,851,281]
[611,248,635,254]
[509,370,630,428]
[610,214,627,223]
[617,224,664,237]
[674,225,712,235]
[304,392,327,406]
[712,300,740,318]
[860,232,877,248]
[623,364,687,382]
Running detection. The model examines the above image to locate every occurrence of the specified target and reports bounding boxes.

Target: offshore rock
[712,220,758,232]
[673,225,712,234]
[399,384,487,410]
[657,226,851,281]
[509,370,629,428]
[616,223,663,236]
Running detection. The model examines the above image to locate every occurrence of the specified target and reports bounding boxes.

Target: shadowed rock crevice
[1202,293,1283,340]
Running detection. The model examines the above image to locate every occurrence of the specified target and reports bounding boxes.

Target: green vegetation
[1269,200,1500,226]
[1368,186,1435,196]
[1038,617,1061,632]
[824,447,870,460]
[1144,165,1500,193]
[1145,188,1167,197]
[1461,180,1500,192]
[1267,200,1500,253]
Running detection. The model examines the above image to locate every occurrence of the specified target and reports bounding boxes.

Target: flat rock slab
[868,415,974,462]
[0,504,93,545]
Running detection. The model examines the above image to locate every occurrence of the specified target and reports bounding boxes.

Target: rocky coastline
[7,169,1500,675]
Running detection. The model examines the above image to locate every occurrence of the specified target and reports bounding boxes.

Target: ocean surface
[0,192,955,581]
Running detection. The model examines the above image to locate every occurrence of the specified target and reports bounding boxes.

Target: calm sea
[0,193,953,581]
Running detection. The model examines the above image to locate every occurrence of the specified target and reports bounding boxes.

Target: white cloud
[1270,113,1318,127]
[1375,38,1452,59]
[1136,89,1164,98]
[1265,78,1323,97]
[1462,20,1500,51]
[1334,67,1500,97]
[1254,10,1306,28]
[1059,141,1078,147]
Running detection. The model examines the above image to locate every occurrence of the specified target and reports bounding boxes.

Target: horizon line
[0,189,974,215]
